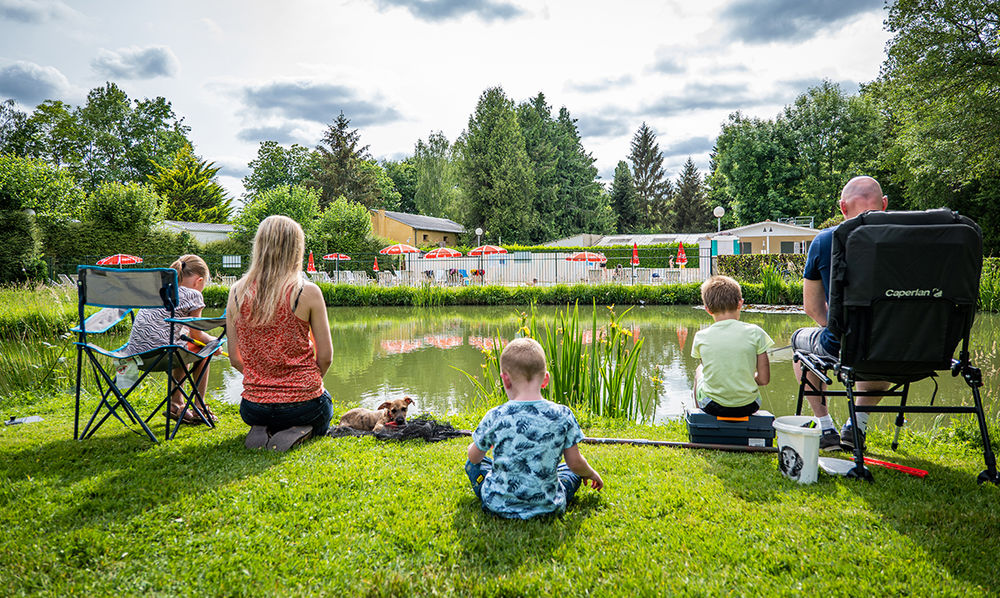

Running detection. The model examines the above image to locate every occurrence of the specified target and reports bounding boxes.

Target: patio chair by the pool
[72,266,226,442]
[458,269,471,285]
[58,273,75,286]
[793,209,998,484]
[434,270,448,286]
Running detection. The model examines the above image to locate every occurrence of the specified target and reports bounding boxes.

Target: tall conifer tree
[669,157,712,232]
[628,122,670,230]
[457,87,535,244]
[610,160,640,233]
[308,112,379,207]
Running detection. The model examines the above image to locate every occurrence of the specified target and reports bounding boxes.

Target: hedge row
[716,254,807,283]
[202,281,802,309]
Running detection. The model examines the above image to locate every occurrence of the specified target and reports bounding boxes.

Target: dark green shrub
[717,254,806,283]
[0,210,42,283]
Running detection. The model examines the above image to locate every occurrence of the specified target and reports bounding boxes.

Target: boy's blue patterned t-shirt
[473,399,584,518]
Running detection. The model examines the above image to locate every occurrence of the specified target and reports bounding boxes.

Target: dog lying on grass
[339,397,413,432]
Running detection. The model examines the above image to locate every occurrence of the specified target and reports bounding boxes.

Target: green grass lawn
[1,392,998,597]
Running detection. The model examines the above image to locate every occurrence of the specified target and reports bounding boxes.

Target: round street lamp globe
[713,206,725,218]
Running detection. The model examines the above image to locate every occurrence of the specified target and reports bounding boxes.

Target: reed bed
[458,302,652,422]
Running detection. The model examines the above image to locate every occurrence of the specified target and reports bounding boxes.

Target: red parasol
[97,254,143,267]
[423,247,463,259]
[307,251,317,273]
[322,253,351,261]
[379,243,419,255]
[631,242,640,266]
[373,257,379,272]
[468,245,507,256]
[676,243,688,267]
[566,251,608,263]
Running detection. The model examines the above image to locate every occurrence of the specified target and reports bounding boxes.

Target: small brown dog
[339,397,414,432]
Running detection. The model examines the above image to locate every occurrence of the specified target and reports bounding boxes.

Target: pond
[201,305,999,429]
[7,305,998,430]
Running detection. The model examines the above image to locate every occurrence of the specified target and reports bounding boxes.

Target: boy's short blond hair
[700,275,743,313]
[500,337,547,382]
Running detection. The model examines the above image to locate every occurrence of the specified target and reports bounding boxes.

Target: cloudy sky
[0,0,890,200]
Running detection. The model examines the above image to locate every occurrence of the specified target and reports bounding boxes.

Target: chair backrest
[78,266,179,310]
[827,208,981,378]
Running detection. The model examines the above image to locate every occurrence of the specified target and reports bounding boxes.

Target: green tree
[629,122,671,230]
[231,184,320,244]
[82,182,164,236]
[669,157,712,232]
[457,87,536,244]
[552,107,613,235]
[873,0,1000,254]
[708,112,799,225]
[357,160,402,210]
[307,112,379,207]
[880,0,1000,186]
[414,131,463,219]
[309,196,377,255]
[781,81,883,221]
[242,141,317,197]
[0,99,32,156]
[610,160,640,233]
[382,158,417,213]
[516,93,560,240]
[0,153,84,222]
[148,145,233,223]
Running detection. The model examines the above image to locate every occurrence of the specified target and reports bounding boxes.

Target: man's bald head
[839,176,887,218]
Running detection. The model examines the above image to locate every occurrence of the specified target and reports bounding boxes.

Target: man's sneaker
[840,426,867,452]
[819,429,842,451]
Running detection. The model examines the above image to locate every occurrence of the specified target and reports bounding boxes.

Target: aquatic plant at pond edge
[457,302,652,422]
[760,263,786,305]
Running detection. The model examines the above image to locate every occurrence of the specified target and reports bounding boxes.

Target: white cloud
[0,60,72,105]
[0,0,77,24]
[91,46,180,79]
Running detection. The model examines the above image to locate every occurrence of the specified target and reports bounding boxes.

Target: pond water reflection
[204,305,1000,429]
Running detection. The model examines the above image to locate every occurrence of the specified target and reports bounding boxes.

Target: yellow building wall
[413,229,457,247]
[739,234,817,254]
[370,210,460,247]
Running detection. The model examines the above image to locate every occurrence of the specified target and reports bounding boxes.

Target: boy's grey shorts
[791,327,837,359]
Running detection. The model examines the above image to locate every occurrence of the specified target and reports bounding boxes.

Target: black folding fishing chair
[793,208,999,484]
[73,266,226,442]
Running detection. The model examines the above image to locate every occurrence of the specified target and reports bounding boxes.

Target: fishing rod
[452,429,777,454]
[452,430,927,474]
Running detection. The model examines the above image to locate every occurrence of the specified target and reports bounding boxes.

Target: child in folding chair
[691,276,774,417]
[125,254,219,424]
[226,215,334,451]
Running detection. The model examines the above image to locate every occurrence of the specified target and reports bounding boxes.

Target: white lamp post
[713,206,725,232]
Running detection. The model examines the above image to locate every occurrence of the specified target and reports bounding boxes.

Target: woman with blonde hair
[226,215,333,450]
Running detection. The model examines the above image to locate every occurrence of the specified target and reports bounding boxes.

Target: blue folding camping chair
[73,266,226,442]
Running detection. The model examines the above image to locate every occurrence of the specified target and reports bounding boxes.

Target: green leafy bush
[0,154,83,220]
[232,185,320,244]
[0,210,43,283]
[717,254,806,283]
[82,182,164,235]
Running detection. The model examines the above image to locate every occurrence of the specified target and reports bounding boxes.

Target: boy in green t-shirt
[691,275,774,417]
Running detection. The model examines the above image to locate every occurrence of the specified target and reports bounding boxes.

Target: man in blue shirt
[791,176,890,451]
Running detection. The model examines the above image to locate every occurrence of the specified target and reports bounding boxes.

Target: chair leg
[844,381,873,482]
[74,345,83,440]
[965,369,1000,485]
[891,383,909,451]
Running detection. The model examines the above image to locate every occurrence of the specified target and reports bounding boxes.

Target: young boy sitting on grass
[691,275,774,417]
[465,337,603,519]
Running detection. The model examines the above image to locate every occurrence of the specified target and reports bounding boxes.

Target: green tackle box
[685,409,775,447]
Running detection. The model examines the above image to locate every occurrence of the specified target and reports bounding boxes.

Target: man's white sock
[818,414,834,431]
[854,412,870,432]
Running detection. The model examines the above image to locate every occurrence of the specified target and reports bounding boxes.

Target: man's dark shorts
[791,327,837,359]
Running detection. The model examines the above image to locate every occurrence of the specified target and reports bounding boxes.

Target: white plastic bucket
[772,415,821,484]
